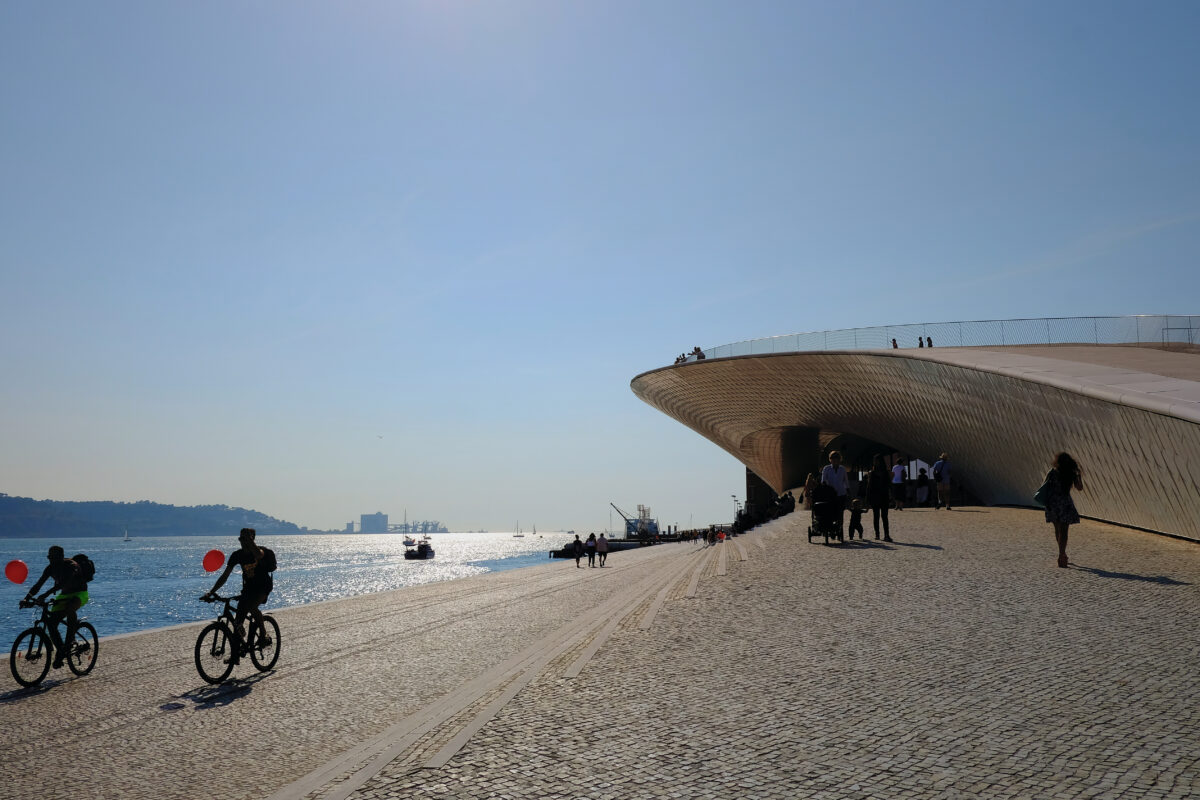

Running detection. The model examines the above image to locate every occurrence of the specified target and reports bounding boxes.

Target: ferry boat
[404,538,435,560]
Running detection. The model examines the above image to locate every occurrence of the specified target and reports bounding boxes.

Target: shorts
[51,590,88,613]
[242,579,273,606]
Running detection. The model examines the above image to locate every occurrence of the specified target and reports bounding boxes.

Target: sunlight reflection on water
[2,532,576,637]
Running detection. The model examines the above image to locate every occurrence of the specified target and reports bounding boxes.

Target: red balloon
[202,549,225,573]
[5,559,29,584]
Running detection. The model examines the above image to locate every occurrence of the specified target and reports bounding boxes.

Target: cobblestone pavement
[4,508,1198,800]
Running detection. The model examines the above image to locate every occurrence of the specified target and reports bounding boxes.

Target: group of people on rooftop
[674,347,706,364]
[892,337,933,349]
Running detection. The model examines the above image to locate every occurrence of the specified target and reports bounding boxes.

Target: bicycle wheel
[66,622,99,677]
[10,627,52,688]
[249,615,280,672]
[194,621,237,684]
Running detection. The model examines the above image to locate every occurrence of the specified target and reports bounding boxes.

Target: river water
[1,531,575,639]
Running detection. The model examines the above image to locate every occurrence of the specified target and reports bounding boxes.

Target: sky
[2,1,1198,533]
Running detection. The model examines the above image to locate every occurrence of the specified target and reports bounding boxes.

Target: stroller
[807,483,845,544]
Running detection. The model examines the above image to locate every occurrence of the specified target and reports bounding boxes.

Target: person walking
[1042,452,1084,568]
[866,454,893,542]
[820,451,850,523]
[571,535,584,568]
[891,460,907,510]
[847,500,865,540]
[915,467,930,507]
[933,453,952,510]
[802,473,818,510]
[585,533,597,567]
[596,533,609,566]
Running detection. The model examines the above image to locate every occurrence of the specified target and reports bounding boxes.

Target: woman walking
[802,473,818,510]
[866,454,893,542]
[1043,452,1084,568]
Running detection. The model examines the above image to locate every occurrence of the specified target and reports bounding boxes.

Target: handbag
[1033,471,1055,507]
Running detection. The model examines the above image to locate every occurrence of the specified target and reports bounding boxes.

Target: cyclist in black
[202,528,276,645]
[23,546,89,669]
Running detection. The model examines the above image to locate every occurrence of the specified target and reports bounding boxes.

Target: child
[848,499,865,540]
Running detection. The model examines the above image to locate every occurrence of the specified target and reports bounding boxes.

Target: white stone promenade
[3,507,1198,800]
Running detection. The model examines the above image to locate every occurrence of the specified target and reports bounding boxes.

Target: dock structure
[3,506,1198,799]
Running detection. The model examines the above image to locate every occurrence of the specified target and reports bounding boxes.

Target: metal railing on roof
[690,315,1200,362]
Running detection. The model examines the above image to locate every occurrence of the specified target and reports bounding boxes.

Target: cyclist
[201,528,276,649]
[22,546,89,669]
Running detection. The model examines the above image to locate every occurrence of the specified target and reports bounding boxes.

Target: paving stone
[2,508,1197,799]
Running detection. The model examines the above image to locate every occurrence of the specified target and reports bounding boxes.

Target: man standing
[933,453,952,510]
[820,450,850,521]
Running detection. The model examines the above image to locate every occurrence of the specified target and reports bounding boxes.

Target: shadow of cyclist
[0,682,57,704]
[178,671,271,710]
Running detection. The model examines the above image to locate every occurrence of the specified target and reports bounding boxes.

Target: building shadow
[1071,564,1191,585]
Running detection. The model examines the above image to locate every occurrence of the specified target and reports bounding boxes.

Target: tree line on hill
[0,493,309,538]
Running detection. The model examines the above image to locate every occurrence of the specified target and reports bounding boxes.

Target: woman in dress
[1044,452,1084,568]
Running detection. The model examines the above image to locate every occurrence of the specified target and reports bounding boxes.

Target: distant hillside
[0,494,310,538]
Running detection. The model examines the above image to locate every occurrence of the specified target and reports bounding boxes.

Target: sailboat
[513,521,525,538]
[123,528,131,543]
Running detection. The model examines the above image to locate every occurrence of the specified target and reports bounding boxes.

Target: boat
[402,536,417,547]
[513,521,524,538]
[123,528,131,543]
[404,540,435,560]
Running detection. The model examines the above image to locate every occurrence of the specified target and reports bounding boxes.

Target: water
[1,532,575,639]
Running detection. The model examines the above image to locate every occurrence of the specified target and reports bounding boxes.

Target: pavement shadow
[178,672,269,710]
[0,682,58,704]
[829,539,892,549]
[1071,565,1191,586]
[891,541,944,551]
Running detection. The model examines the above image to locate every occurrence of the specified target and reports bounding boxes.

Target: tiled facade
[631,347,1200,541]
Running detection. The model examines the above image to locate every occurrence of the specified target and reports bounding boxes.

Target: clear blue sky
[2,1,1198,532]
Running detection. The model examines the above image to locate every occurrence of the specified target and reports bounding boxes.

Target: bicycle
[194,593,280,684]
[9,597,99,688]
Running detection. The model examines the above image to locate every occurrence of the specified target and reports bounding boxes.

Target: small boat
[123,528,132,543]
[402,536,417,547]
[513,521,524,538]
[404,541,435,560]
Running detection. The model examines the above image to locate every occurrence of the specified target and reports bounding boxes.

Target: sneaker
[884,537,894,542]
[52,656,65,670]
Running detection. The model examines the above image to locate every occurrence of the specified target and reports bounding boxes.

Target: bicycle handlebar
[200,593,243,604]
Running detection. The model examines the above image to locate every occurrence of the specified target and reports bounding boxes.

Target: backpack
[258,547,277,574]
[70,553,96,584]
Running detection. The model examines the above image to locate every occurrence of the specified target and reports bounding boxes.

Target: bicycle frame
[20,598,81,655]
[202,594,263,648]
